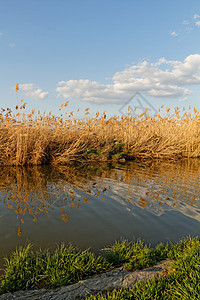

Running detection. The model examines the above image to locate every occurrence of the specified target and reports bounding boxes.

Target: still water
[0,160,200,262]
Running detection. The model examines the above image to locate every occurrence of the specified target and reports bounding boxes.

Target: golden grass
[1,103,200,165]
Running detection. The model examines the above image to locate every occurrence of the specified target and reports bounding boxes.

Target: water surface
[0,159,200,265]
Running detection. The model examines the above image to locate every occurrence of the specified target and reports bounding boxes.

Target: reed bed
[1,103,200,165]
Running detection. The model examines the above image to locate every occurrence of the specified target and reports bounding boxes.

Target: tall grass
[1,104,200,165]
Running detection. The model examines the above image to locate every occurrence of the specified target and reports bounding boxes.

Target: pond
[0,159,200,266]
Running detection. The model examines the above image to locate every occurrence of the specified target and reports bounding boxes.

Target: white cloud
[19,83,49,100]
[170,30,178,37]
[193,14,200,19]
[179,97,188,102]
[195,20,200,27]
[9,43,15,48]
[56,80,124,104]
[56,54,200,104]
[184,27,193,33]
[183,20,189,25]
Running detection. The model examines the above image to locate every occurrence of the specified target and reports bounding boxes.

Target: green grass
[0,243,112,293]
[87,238,200,300]
[0,237,200,298]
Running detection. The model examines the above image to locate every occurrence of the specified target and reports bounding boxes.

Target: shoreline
[0,237,199,299]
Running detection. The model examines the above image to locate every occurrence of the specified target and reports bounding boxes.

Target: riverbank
[0,259,173,299]
[0,237,199,299]
[1,105,200,165]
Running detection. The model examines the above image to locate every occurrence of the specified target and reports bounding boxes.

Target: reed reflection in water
[0,160,200,262]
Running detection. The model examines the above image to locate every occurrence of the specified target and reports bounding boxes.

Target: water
[0,160,200,266]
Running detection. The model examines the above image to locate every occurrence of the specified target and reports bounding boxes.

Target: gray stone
[0,259,173,300]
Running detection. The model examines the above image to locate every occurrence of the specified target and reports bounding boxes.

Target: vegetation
[1,103,200,165]
[0,237,200,298]
[0,243,112,293]
[87,238,200,300]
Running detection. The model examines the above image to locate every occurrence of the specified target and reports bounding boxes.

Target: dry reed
[1,103,200,165]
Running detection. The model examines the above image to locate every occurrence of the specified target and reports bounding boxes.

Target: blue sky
[1,0,200,117]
